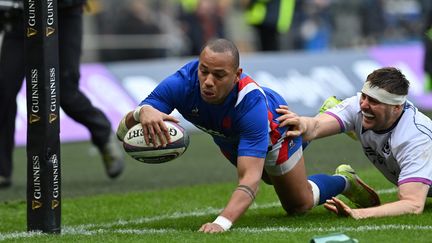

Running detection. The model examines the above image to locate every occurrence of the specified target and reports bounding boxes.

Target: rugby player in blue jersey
[116,39,379,233]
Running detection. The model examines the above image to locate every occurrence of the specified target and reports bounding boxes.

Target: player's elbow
[405,200,425,215]
[411,202,425,214]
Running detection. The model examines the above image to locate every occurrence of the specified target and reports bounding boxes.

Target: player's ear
[235,68,242,83]
[393,104,403,114]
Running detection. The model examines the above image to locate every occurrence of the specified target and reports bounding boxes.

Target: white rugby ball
[123,121,190,164]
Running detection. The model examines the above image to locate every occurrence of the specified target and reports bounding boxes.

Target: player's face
[198,47,242,104]
[359,93,402,131]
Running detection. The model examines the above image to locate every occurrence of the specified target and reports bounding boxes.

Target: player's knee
[282,200,314,215]
[280,191,314,215]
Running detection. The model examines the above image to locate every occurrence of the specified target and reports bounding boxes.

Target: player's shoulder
[400,102,431,126]
[326,94,360,116]
[235,74,266,106]
[181,58,199,70]
[176,59,199,80]
[394,101,432,142]
[343,94,361,108]
[172,59,199,86]
[237,73,262,91]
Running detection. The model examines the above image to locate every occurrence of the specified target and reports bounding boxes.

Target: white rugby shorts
[264,136,303,176]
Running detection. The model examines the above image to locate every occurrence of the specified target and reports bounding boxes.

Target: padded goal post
[24,0,61,233]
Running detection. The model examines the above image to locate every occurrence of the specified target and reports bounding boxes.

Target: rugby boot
[335,164,380,208]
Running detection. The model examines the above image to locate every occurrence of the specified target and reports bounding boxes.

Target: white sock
[335,175,350,193]
[308,180,320,207]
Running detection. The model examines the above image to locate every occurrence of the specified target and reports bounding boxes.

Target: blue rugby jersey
[140,59,291,166]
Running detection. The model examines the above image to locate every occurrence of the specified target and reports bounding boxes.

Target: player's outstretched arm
[198,156,264,233]
[324,182,429,219]
[276,105,341,141]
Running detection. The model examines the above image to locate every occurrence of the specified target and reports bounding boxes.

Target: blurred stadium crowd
[0,0,430,62]
[79,0,432,62]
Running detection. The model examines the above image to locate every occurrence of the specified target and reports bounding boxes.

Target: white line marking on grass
[72,206,223,230]
[0,231,43,241]
[115,229,178,234]
[237,224,432,233]
[71,202,282,231]
[377,187,397,194]
[0,187,399,241]
[3,224,432,241]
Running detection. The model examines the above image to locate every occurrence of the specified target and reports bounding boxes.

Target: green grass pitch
[1,120,432,242]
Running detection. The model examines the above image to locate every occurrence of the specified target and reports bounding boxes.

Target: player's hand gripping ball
[123,121,190,164]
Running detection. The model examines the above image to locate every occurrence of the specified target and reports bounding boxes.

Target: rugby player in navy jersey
[116,39,379,232]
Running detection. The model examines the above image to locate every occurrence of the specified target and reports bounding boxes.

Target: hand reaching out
[138,106,179,148]
[324,197,361,219]
[275,105,305,138]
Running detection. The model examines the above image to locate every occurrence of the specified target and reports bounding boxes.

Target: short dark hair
[201,38,240,69]
[366,67,410,95]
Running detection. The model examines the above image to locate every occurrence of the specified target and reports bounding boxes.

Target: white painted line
[0,187,399,241]
[3,224,431,241]
[236,224,432,233]
[377,187,398,194]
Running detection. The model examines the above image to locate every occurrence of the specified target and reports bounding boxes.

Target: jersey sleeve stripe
[235,77,265,107]
[267,110,281,144]
[398,177,432,186]
[324,111,346,132]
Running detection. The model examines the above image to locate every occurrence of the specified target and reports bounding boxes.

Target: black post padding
[24,0,61,233]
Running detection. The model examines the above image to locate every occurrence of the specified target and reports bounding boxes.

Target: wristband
[133,105,153,122]
[213,215,232,231]
[116,116,128,141]
[132,105,143,122]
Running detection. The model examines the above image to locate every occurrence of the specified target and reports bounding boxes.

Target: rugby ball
[123,121,190,164]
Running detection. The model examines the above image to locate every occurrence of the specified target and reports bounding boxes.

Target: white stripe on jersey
[235,82,265,107]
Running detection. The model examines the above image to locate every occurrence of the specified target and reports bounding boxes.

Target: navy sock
[308,174,346,204]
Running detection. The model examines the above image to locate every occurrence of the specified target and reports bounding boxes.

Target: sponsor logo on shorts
[288,140,295,149]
